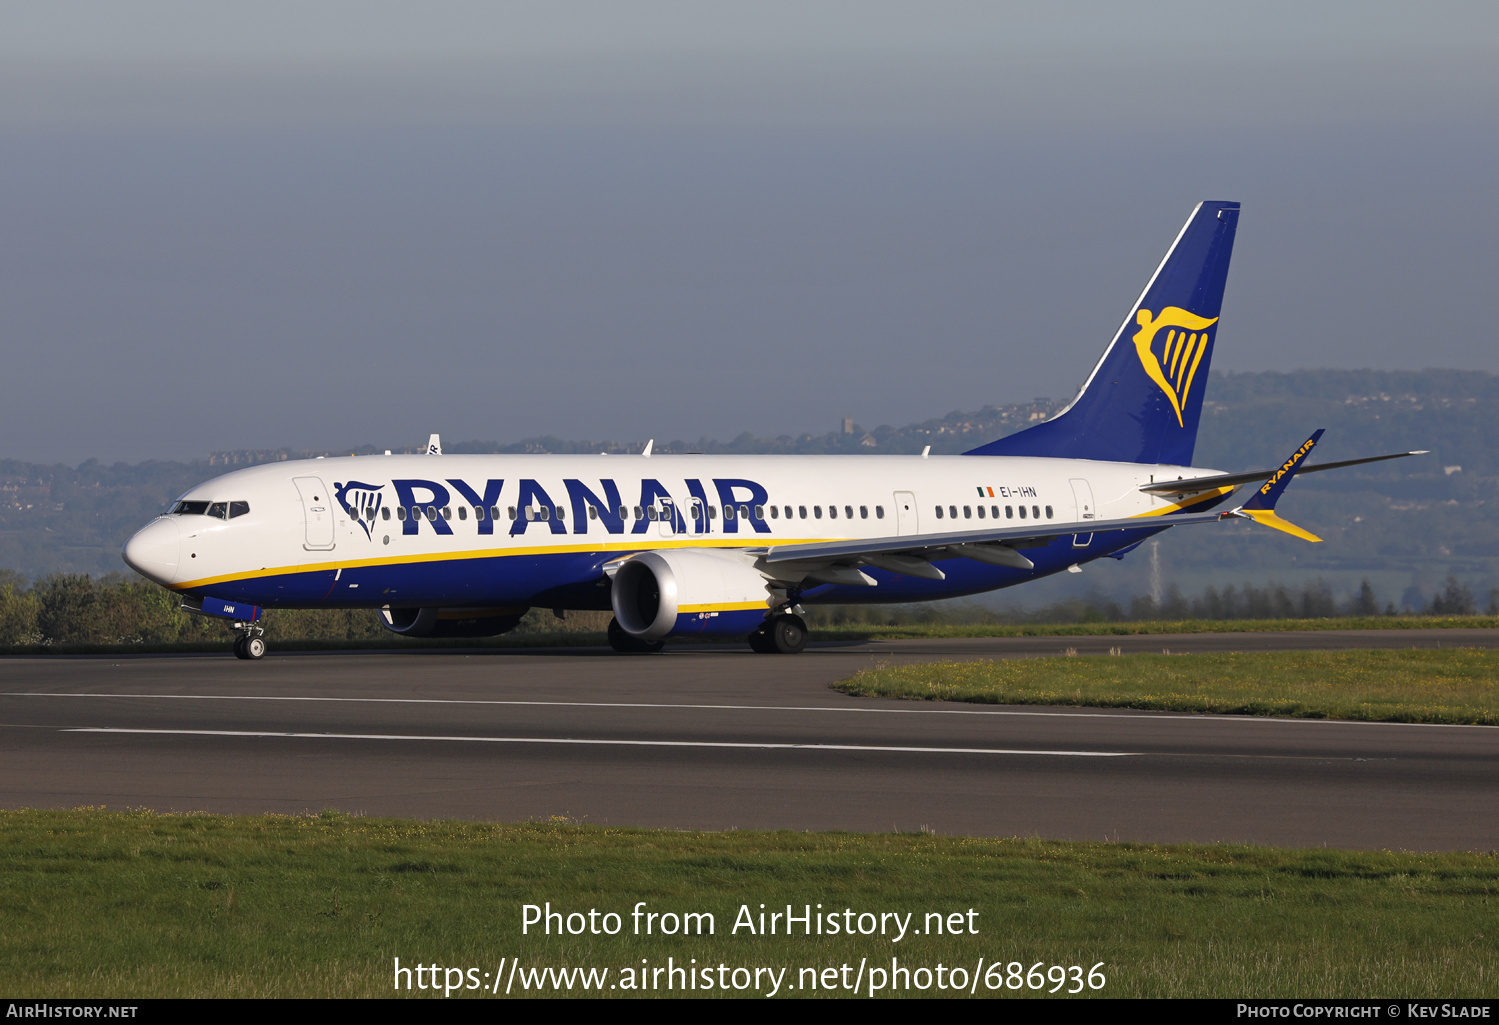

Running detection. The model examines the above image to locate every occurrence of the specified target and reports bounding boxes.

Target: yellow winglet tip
[1241,509,1323,543]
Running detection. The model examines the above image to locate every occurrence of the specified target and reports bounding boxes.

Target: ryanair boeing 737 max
[122,202,1423,658]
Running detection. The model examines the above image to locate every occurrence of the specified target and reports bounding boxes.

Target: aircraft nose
[122,517,180,584]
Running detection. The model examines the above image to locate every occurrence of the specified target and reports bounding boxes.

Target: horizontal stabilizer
[1139,448,1430,495]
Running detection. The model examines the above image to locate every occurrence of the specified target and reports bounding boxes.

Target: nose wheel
[232,626,266,660]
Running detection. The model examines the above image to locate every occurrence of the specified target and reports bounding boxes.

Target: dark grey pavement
[2,630,1495,851]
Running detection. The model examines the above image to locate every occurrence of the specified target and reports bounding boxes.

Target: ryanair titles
[334,477,773,539]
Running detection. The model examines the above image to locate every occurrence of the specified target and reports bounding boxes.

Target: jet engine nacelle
[611,549,772,640]
[378,606,527,638]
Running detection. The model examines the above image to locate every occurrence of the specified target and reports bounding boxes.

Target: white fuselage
[123,452,1224,612]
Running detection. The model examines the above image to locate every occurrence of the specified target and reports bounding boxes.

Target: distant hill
[2,369,1494,607]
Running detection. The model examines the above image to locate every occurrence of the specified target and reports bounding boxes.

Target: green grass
[834,648,1499,725]
[1,809,1496,998]
[814,614,1499,641]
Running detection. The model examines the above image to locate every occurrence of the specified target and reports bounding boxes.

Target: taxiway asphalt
[2,630,1495,851]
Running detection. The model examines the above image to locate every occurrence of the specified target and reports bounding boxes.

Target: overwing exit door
[894,492,918,535]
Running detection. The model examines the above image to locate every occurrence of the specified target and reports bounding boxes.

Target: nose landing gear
[232,624,266,660]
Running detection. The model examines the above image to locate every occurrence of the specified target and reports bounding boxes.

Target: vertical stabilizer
[966,201,1240,465]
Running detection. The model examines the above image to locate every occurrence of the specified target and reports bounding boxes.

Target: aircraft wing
[752,508,1226,578]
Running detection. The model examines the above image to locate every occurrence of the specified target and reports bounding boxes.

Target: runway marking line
[63,727,1135,758]
[6,692,1495,729]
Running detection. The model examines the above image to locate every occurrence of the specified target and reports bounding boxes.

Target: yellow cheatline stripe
[678,601,768,614]
[169,535,843,591]
[1129,485,1236,518]
[1239,509,1323,543]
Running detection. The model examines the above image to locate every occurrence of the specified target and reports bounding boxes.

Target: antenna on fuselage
[426,434,442,456]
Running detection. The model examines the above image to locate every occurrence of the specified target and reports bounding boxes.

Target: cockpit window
[171,499,250,518]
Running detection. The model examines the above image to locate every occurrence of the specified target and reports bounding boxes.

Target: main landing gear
[232,624,267,660]
[748,613,807,655]
[607,617,664,654]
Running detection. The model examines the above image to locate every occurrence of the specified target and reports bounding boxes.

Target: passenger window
[539,507,550,521]
[828,506,837,519]
[875,506,884,519]
[473,506,484,521]
[1006,506,1013,519]
[724,505,735,520]
[396,506,407,521]
[556,506,565,520]
[754,505,764,520]
[1046,505,1053,518]
[963,506,971,519]
[648,506,659,521]
[949,505,957,519]
[976,506,985,519]
[814,506,823,519]
[1032,505,1040,519]
[844,505,853,519]
[860,505,868,519]
[770,506,778,519]
[382,507,391,521]
[633,506,643,520]
[490,506,500,521]
[991,505,998,518]
[458,506,467,521]
[708,505,717,519]
[508,506,517,520]
[588,506,598,520]
[525,507,536,521]
[798,506,806,519]
[1018,505,1027,519]
[935,506,944,519]
[230,501,250,518]
[739,504,749,520]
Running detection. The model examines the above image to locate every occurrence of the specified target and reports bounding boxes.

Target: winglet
[1234,429,1324,542]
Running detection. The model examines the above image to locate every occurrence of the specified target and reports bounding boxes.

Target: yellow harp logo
[1132,306,1219,427]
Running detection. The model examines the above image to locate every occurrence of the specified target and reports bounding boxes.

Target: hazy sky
[3,2,1496,463]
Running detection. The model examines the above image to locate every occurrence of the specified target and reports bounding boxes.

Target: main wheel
[232,636,248,660]
[747,628,775,654]
[607,617,664,654]
[770,614,807,654]
[243,635,267,660]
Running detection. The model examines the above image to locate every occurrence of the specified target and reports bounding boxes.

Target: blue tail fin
[965,200,1240,465]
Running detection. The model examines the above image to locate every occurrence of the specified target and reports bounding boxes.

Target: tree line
[0,571,1491,648]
